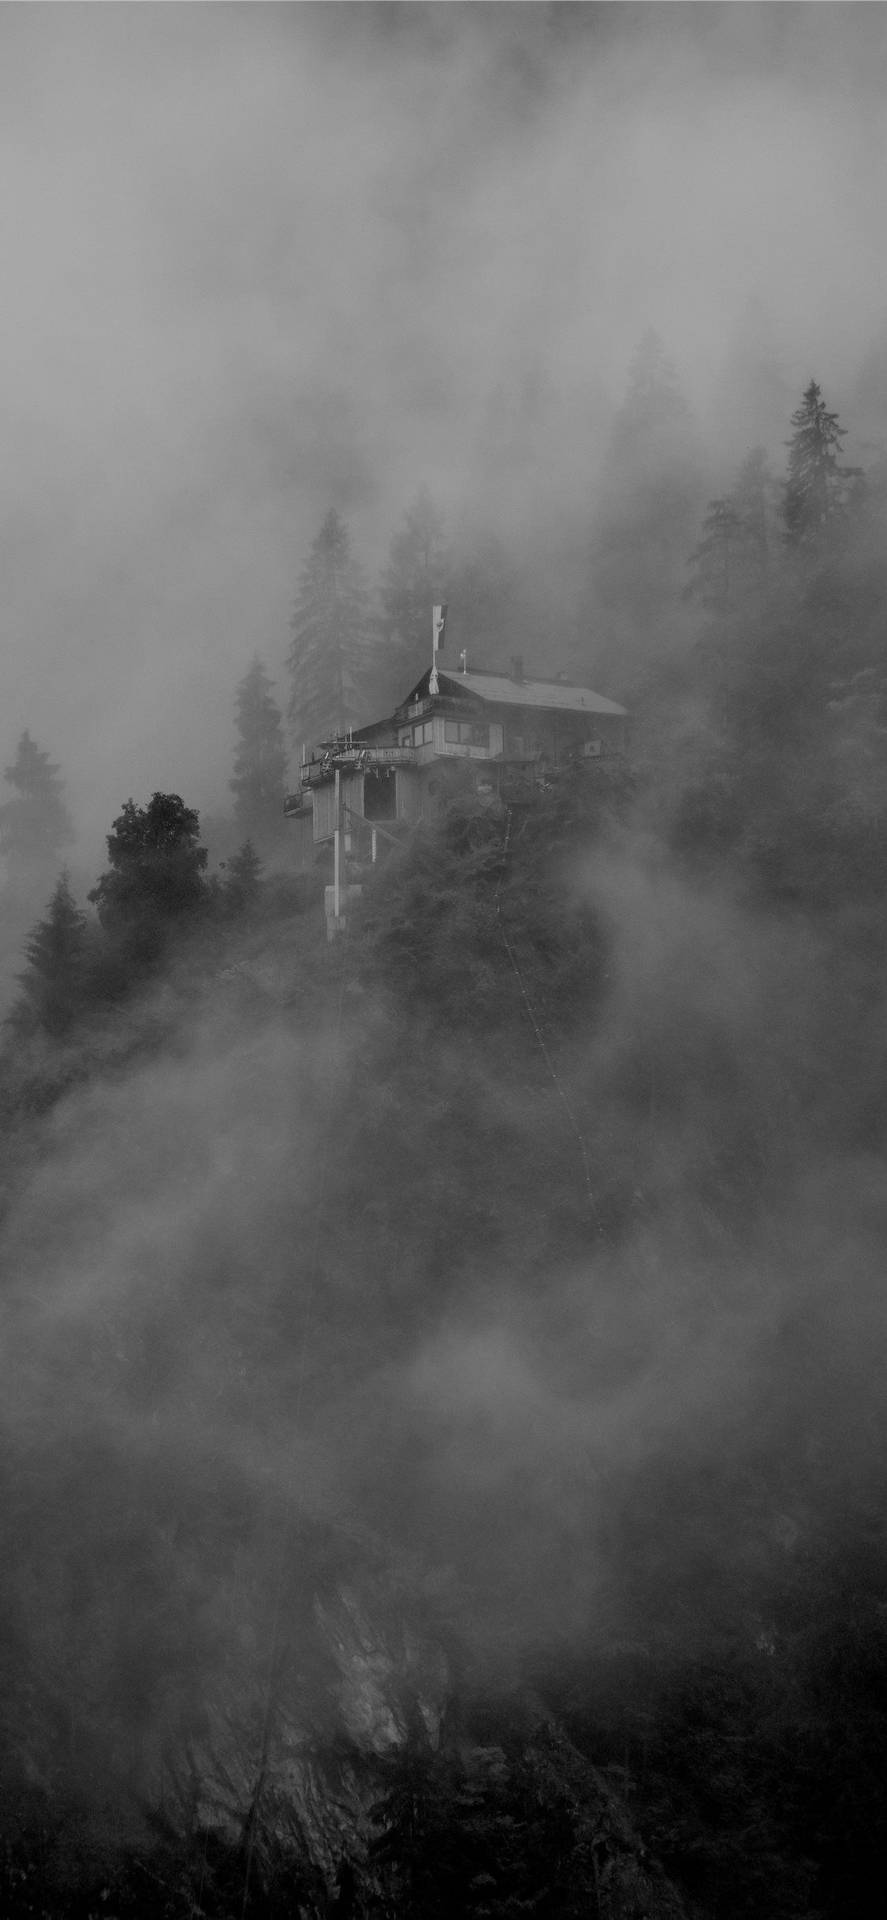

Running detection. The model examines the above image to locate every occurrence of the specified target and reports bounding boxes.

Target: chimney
[511,653,525,683]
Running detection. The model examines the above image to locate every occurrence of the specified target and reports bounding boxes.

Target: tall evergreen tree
[286,508,379,750]
[731,444,772,582]
[783,379,855,549]
[447,523,519,663]
[686,451,772,613]
[380,488,450,685]
[616,328,690,449]
[686,497,742,610]
[8,870,86,1038]
[230,658,288,847]
[223,839,263,916]
[588,331,704,662]
[0,732,74,882]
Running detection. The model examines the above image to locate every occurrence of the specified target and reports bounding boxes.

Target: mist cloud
[1,5,886,865]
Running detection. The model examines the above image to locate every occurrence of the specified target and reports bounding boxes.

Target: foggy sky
[2,2,887,866]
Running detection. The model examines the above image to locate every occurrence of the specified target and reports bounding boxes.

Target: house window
[444,720,490,748]
[398,728,412,747]
[415,721,433,745]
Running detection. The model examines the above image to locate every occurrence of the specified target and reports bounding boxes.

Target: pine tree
[380,488,450,685]
[0,732,74,882]
[286,509,379,751]
[731,444,772,583]
[447,524,518,663]
[783,379,856,549]
[589,331,704,653]
[230,658,288,848]
[687,448,774,615]
[224,839,263,915]
[686,497,742,610]
[8,870,86,1038]
[617,328,691,449]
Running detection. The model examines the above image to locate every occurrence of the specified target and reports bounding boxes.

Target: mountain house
[285,650,627,935]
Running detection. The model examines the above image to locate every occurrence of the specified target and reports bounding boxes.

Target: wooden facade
[285,657,627,930]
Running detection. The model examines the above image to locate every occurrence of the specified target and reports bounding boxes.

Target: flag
[432,603,448,652]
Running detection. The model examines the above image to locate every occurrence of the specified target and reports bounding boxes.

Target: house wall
[430,716,504,759]
[500,710,623,760]
[284,809,316,869]
[313,770,365,845]
[313,780,336,844]
[308,701,625,845]
[313,765,424,843]
[395,700,623,763]
[395,768,423,826]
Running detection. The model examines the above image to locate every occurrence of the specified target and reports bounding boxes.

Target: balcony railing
[299,742,416,787]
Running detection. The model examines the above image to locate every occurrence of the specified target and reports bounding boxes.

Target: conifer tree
[731,444,771,582]
[447,523,518,662]
[286,508,379,751]
[686,450,773,612]
[617,328,691,450]
[380,487,450,684]
[230,658,288,847]
[783,379,855,548]
[589,330,704,650]
[0,731,74,881]
[224,839,263,915]
[9,870,86,1038]
[686,497,742,610]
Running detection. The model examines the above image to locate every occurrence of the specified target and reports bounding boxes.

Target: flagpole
[429,606,439,696]
[333,766,342,927]
[429,602,447,697]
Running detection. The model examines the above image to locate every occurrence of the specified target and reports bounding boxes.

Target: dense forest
[1,366,887,1918]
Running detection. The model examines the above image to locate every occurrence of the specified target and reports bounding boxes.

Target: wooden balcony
[298,742,416,789]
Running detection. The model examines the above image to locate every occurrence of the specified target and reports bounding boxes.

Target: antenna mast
[429,602,447,696]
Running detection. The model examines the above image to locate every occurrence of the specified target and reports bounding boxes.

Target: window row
[444,721,490,747]
[397,718,491,749]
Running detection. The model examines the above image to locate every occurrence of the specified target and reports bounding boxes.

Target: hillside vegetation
[2,389,887,1915]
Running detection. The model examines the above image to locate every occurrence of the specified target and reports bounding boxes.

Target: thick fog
[3,11,887,1904]
[2,3,887,862]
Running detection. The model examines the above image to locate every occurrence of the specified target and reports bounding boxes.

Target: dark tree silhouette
[286,508,380,751]
[446,523,519,663]
[617,328,691,447]
[89,794,208,947]
[686,452,772,612]
[230,658,288,848]
[224,839,263,915]
[380,487,450,685]
[0,731,74,881]
[589,330,704,654]
[783,379,856,548]
[731,444,772,581]
[7,870,86,1038]
[686,497,742,609]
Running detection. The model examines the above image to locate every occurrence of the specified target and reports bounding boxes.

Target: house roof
[436,669,627,717]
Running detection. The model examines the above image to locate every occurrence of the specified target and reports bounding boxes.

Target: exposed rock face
[152,1558,686,1916]
[315,1582,450,1754]
[2,1525,686,1915]
[159,1560,451,1900]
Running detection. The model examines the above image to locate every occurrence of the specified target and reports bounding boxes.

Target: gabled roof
[436,668,627,717]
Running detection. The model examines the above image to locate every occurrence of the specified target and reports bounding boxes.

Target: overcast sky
[2,2,887,865]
